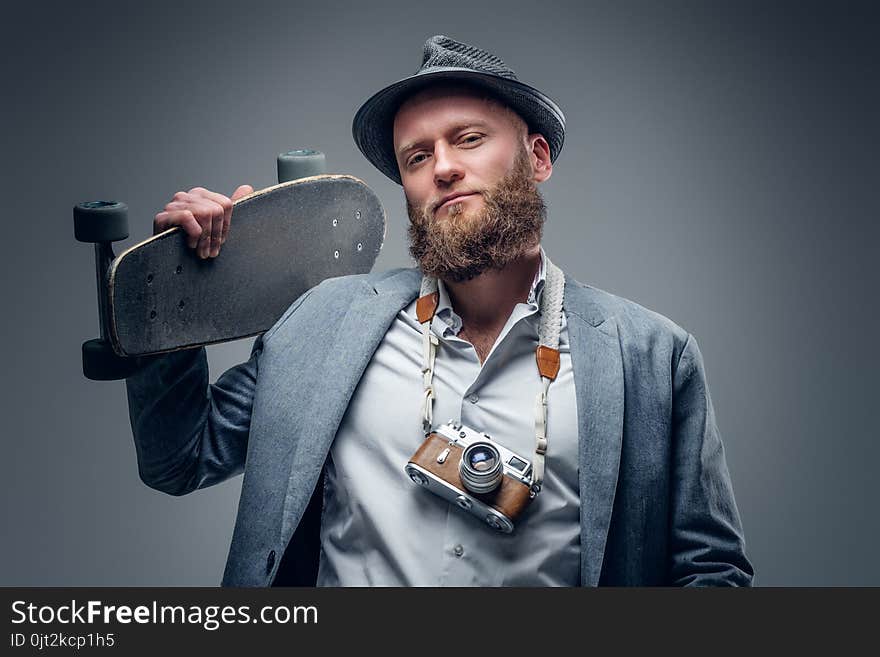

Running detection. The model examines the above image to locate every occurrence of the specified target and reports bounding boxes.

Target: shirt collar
[433,246,547,335]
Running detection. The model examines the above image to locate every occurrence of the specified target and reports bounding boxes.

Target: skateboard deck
[108,174,385,356]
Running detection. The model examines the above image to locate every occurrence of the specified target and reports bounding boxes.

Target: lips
[435,193,477,212]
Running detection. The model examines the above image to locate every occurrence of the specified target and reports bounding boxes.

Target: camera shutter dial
[485,514,513,533]
[407,467,429,487]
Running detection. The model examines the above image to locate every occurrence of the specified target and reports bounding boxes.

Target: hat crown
[352,34,564,184]
[418,35,518,81]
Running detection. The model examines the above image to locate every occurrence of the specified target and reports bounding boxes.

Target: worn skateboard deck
[108,174,385,356]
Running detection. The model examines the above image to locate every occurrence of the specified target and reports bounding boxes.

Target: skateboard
[75,150,385,380]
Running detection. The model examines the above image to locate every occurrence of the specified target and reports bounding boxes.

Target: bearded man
[129,35,754,586]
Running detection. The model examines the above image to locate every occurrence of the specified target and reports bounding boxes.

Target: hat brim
[352,68,565,185]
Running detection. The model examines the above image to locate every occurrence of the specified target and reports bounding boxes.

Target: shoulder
[261,267,418,342]
[314,267,418,293]
[563,273,691,367]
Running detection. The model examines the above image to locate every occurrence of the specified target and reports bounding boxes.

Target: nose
[432,142,464,186]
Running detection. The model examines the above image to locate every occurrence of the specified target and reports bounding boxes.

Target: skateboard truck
[76,149,328,381]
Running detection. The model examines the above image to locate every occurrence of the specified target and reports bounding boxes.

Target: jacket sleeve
[124,336,263,496]
[668,333,755,586]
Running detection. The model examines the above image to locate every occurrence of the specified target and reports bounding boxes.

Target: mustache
[430,191,480,212]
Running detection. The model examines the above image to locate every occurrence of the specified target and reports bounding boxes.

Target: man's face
[393,87,552,281]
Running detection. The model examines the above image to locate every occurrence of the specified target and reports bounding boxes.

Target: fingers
[190,188,232,257]
[231,184,254,201]
[226,185,253,243]
[154,209,202,248]
[153,186,236,259]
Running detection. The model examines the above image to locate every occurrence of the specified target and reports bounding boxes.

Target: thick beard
[406,147,547,282]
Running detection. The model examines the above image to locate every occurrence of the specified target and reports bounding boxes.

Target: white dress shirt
[316,247,581,586]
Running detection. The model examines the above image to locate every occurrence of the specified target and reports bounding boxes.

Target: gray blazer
[125,267,754,586]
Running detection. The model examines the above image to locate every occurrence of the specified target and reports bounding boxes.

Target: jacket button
[266,549,276,573]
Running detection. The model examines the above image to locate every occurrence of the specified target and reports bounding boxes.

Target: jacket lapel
[280,269,422,540]
[564,276,625,586]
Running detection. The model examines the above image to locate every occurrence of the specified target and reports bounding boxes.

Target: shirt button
[467,394,479,404]
[453,544,464,557]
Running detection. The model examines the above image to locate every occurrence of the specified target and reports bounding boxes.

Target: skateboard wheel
[74,201,129,243]
[277,149,326,183]
[82,338,142,380]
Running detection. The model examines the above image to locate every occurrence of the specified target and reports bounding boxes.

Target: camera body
[405,420,535,533]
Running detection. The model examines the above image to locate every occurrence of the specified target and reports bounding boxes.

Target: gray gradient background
[2,0,876,586]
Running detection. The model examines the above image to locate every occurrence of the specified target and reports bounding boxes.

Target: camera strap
[415,255,565,497]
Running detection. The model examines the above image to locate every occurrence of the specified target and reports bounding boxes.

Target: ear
[527,134,553,183]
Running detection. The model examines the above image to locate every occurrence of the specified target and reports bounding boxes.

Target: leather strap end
[536,345,560,380]
[416,292,439,323]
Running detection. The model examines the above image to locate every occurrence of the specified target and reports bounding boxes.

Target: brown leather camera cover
[410,432,531,519]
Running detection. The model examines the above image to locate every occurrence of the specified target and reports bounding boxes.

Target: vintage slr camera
[405,420,535,533]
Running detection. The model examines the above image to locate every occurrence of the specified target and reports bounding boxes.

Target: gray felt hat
[352,35,566,185]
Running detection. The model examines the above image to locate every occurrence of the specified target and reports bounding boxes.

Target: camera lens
[459,442,503,494]
[468,446,497,471]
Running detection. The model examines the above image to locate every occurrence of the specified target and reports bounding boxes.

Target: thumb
[231,184,254,201]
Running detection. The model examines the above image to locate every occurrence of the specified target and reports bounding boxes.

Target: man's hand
[154,184,254,259]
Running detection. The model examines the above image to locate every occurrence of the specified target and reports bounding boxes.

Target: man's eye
[408,153,427,166]
[461,134,483,145]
